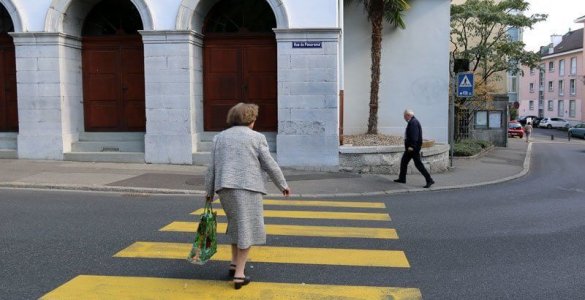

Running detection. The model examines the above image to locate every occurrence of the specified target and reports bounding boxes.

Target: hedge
[453,139,492,157]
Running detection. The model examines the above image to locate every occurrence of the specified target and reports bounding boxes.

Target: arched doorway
[82,0,145,132]
[0,4,16,132]
[203,0,277,131]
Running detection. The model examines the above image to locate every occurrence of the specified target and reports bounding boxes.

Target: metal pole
[449,59,455,168]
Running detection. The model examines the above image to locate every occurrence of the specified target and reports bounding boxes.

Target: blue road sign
[457,72,474,97]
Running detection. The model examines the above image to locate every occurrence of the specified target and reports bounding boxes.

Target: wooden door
[203,36,277,131]
[0,33,17,132]
[82,36,145,132]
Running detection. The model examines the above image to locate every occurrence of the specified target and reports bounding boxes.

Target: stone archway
[175,0,289,31]
[0,0,23,32]
[45,0,154,35]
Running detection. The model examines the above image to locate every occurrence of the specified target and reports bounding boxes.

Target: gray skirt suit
[205,126,288,249]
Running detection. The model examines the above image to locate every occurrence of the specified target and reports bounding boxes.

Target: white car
[538,117,569,129]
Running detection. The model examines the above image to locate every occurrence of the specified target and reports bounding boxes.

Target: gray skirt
[217,188,266,249]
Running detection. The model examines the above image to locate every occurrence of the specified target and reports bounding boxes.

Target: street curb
[271,142,532,198]
[0,182,205,195]
[0,144,532,198]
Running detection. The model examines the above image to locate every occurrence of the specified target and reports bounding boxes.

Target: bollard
[550,135,554,140]
[568,132,571,141]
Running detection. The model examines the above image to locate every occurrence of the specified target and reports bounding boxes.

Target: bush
[453,139,492,156]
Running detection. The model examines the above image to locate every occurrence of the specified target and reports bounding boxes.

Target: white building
[0,0,450,169]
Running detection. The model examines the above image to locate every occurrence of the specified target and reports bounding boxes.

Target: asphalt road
[1,139,585,299]
[376,140,585,299]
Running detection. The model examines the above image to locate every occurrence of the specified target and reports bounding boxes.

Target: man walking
[394,109,435,188]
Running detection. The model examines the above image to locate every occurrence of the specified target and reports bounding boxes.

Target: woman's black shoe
[234,276,251,290]
[228,264,236,277]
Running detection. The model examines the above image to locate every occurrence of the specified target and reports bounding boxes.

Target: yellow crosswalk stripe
[161,221,399,239]
[114,242,410,268]
[40,275,422,300]
[191,208,391,221]
[214,198,386,208]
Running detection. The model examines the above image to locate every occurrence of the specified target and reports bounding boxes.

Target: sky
[522,0,584,52]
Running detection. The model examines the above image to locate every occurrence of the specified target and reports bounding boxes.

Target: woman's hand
[205,195,213,203]
[282,188,291,197]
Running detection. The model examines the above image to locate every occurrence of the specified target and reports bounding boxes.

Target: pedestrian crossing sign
[457,72,474,97]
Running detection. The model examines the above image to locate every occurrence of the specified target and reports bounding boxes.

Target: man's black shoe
[423,180,435,188]
[393,179,406,183]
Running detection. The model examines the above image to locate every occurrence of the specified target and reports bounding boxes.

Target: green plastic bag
[187,202,217,265]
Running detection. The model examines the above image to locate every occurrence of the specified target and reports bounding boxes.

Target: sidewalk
[0,139,530,198]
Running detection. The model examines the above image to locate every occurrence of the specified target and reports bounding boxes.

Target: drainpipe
[338,0,345,145]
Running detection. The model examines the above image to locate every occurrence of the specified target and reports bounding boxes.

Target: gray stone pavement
[0,139,531,198]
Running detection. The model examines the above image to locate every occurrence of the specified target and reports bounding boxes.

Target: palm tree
[350,0,410,134]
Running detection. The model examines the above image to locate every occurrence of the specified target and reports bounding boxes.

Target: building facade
[0,0,450,168]
[518,17,585,125]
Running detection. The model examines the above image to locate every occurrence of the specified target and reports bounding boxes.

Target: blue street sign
[457,72,474,97]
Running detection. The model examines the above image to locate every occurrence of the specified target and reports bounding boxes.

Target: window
[570,57,577,75]
[558,100,564,117]
[529,83,534,92]
[475,111,487,128]
[474,111,502,129]
[570,100,576,118]
[558,80,564,96]
[570,79,576,95]
[489,111,502,129]
[548,100,553,111]
[559,59,565,76]
[530,68,535,75]
[549,61,554,72]
[529,100,534,110]
[548,81,553,92]
[510,77,517,93]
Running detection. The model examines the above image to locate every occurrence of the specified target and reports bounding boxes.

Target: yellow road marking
[214,198,386,208]
[161,221,399,239]
[192,208,391,221]
[114,242,410,268]
[40,275,422,300]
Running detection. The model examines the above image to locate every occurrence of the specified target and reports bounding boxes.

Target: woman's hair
[226,103,259,126]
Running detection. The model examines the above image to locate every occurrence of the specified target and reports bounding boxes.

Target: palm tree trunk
[367,4,384,134]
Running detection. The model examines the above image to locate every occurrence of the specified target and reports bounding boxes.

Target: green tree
[451,0,547,86]
[349,0,411,134]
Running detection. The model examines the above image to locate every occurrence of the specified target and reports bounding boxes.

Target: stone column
[274,29,341,169]
[141,31,201,164]
[11,33,83,160]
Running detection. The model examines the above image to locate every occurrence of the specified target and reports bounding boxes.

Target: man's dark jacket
[404,116,423,152]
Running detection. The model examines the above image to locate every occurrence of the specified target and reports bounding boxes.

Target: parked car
[508,122,524,138]
[532,117,543,127]
[538,117,569,129]
[568,123,585,139]
[518,115,538,126]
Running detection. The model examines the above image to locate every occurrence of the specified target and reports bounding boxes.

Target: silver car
[569,123,585,139]
[538,117,569,129]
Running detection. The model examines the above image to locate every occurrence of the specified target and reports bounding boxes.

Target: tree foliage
[349,0,411,134]
[450,0,547,84]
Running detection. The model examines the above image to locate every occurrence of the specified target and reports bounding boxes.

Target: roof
[552,28,583,55]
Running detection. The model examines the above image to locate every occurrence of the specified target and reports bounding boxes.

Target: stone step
[71,141,145,152]
[78,132,145,142]
[63,152,145,163]
[0,149,17,159]
[197,140,276,152]
[192,152,211,166]
[197,132,277,152]
[0,133,17,149]
[192,151,277,166]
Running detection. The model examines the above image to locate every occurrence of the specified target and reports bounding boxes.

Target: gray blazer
[205,126,288,196]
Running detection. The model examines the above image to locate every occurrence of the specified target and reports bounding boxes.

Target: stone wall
[339,144,450,174]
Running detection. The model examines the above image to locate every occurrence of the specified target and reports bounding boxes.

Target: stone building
[0,0,450,169]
